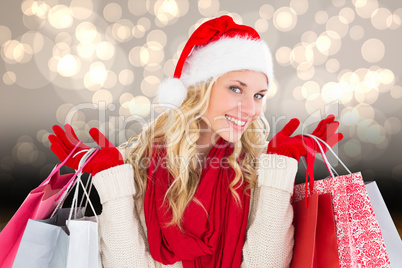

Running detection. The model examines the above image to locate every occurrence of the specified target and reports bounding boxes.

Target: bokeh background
[1,0,401,228]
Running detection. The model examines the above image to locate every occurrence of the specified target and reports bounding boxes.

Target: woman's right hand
[48,124,124,176]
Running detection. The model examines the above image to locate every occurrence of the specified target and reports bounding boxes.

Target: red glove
[267,115,344,161]
[48,124,124,176]
[297,114,344,156]
[267,118,306,161]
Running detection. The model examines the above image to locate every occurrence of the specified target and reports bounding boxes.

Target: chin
[217,132,243,144]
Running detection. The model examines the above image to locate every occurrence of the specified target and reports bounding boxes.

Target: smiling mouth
[225,114,247,127]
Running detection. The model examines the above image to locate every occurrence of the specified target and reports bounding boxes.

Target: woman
[49,16,342,267]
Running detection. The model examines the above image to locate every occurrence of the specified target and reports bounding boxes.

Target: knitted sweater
[93,151,297,268]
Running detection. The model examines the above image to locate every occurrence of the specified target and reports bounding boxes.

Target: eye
[254,93,265,100]
[229,86,242,93]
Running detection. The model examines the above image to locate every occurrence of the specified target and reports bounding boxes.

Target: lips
[225,114,247,127]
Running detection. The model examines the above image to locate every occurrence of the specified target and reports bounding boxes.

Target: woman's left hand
[266,115,343,161]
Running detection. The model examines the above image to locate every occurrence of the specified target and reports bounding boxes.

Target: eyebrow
[231,80,268,93]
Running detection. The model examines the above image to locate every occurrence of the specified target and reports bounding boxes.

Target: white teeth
[225,115,246,127]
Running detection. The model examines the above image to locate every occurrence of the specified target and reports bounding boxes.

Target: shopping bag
[290,192,340,268]
[13,148,101,268]
[365,181,402,267]
[12,208,83,268]
[0,142,83,268]
[293,134,391,268]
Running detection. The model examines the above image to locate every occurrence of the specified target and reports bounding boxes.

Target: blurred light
[1,40,33,64]
[290,43,314,67]
[112,19,133,42]
[297,63,315,80]
[321,81,344,103]
[266,81,278,99]
[128,96,151,117]
[76,22,97,44]
[119,92,134,105]
[138,17,152,31]
[128,0,147,16]
[90,62,107,84]
[53,42,70,58]
[301,81,320,98]
[343,139,361,157]
[141,42,164,66]
[119,69,134,86]
[339,7,355,24]
[48,5,74,29]
[36,129,49,144]
[290,0,308,15]
[0,25,11,46]
[316,31,341,56]
[21,0,36,16]
[293,86,304,100]
[349,25,364,40]
[55,32,72,46]
[301,31,317,44]
[354,0,379,19]
[141,75,160,97]
[92,89,113,107]
[371,8,392,30]
[3,71,16,85]
[384,117,401,135]
[21,31,44,54]
[379,68,394,85]
[273,7,297,32]
[361,38,384,63]
[341,106,359,126]
[255,18,269,33]
[315,10,328,24]
[305,93,325,114]
[354,103,375,122]
[103,3,122,23]
[56,103,86,124]
[259,4,274,19]
[387,14,401,30]
[276,46,291,66]
[332,0,346,7]
[163,58,177,77]
[103,70,117,89]
[57,54,81,77]
[70,0,93,20]
[198,0,219,17]
[96,41,115,60]
[326,58,340,73]
[390,85,402,99]
[147,30,167,47]
[132,25,146,38]
[129,46,143,67]
[326,14,347,36]
[77,42,96,58]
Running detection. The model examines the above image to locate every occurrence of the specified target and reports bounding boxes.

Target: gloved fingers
[89,128,114,148]
[279,118,300,137]
[311,114,335,137]
[324,132,344,148]
[52,125,77,150]
[50,143,69,162]
[64,124,86,147]
[48,134,70,155]
[316,121,340,142]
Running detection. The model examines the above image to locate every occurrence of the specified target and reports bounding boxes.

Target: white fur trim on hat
[157,78,188,108]
[181,36,274,89]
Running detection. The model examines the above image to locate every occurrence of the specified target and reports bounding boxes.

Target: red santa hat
[157,15,274,107]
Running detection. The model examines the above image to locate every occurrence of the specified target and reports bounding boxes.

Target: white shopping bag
[365,181,402,268]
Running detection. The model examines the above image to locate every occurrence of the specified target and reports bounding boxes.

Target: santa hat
[157,15,274,107]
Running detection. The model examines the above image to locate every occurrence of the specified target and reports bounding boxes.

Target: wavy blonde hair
[125,77,269,229]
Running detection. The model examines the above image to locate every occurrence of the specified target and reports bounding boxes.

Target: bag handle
[67,148,99,224]
[50,148,99,217]
[39,141,83,186]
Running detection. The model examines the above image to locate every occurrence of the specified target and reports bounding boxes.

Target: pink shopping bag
[293,135,391,268]
[0,142,83,267]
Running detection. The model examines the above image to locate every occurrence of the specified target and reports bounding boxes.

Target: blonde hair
[125,78,269,229]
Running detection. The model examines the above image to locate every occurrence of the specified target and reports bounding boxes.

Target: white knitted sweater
[93,152,297,268]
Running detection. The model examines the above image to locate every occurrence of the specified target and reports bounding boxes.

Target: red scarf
[144,137,250,267]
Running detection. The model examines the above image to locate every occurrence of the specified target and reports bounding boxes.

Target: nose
[240,96,256,117]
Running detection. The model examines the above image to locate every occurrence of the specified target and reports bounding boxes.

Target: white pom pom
[157,78,187,108]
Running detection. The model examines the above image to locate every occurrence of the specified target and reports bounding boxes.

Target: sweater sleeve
[93,164,158,268]
[241,153,298,268]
